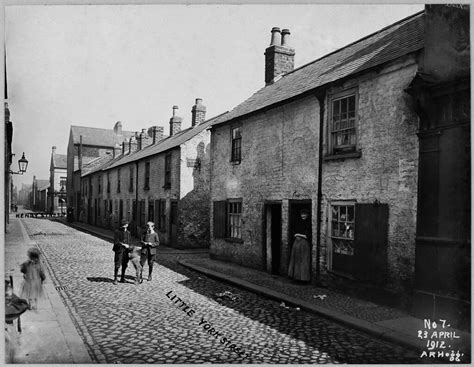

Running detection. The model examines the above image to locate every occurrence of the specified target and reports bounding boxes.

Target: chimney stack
[149,126,164,144]
[122,139,127,155]
[264,27,295,85]
[169,106,182,136]
[191,98,206,127]
[114,121,122,135]
[52,146,57,154]
[113,144,121,158]
[128,136,138,154]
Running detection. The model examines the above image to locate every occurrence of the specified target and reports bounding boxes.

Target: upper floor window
[59,177,66,188]
[164,153,171,188]
[329,91,357,155]
[129,166,134,192]
[117,168,121,193]
[144,162,150,190]
[89,177,92,196]
[231,126,242,163]
[107,172,110,193]
[98,175,102,194]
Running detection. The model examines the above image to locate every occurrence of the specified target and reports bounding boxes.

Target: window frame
[164,153,171,189]
[117,168,121,193]
[230,125,242,164]
[327,88,360,159]
[227,198,243,241]
[329,201,356,258]
[107,172,110,193]
[144,161,150,190]
[129,166,134,192]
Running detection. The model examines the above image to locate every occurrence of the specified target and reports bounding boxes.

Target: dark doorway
[264,203,282,274]
[288,200,312,276]
[170,200,178,247]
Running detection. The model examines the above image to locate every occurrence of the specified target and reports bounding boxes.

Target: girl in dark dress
[288,209,312,282]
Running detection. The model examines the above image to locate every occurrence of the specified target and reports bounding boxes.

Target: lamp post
[9,152,29,175]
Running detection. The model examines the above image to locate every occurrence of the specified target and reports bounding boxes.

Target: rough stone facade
[178,129,211,248]
[320,56,419,292]
[210,55,420,293]
[210,95,320,271]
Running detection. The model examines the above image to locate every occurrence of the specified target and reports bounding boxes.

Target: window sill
[162,184,171,190]
[324,150,362,161]
[230,160,241,166]
[223,237,243,243]
[143,187,150,191]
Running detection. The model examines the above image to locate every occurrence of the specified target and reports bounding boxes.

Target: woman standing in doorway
[288,208,312,282]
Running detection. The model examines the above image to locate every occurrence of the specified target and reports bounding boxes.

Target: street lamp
[9,152,29,175]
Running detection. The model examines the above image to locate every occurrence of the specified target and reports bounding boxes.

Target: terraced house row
[67,5,470,329]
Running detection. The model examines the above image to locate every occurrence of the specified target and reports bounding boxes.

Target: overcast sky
[5,3,424,189]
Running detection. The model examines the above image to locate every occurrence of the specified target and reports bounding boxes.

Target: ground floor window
[331,203,355,255]
[213,199,242,240]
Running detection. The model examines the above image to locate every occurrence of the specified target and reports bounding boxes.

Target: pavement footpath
[66,219,471,359]
[4,215,93,363]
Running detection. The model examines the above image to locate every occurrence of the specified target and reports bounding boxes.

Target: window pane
[349,95,355,112]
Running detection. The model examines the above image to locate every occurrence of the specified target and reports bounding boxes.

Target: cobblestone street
[20,218,423,364]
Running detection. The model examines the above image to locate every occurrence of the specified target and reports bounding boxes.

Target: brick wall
[320,55,419,292]
[210,95,320,270]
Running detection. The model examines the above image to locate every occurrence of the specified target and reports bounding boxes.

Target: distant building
[48,146,68,212]
[31,177,50,212]
[18,183,32,207]
[80,99,226,248]
[66,122,134,220]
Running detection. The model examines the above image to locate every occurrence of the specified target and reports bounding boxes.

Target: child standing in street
[20,247,46,310]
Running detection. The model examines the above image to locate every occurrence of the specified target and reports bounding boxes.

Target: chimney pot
[270,27,281,46]
[52,146,57,153]
[264,27,295,85]
[281,29,291,48]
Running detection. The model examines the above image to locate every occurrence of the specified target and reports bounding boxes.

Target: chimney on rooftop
[264,27,295,85]
[52,146,56,154]
[113,144,121,158]
[114,121,122,135]
[149,126,164,144]
[191,98,206,127]
[129,136,138,154]
[169,106,182,136]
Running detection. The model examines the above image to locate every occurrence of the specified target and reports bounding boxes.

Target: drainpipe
[315,90,326,285]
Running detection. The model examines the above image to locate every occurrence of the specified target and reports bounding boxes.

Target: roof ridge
[282,10,424,79]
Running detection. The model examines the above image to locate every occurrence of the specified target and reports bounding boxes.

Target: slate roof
[70,125,135,147]
[36,180,50,191]
[212,11,424,126]
[81,154,114,177]
[52,153,67,169]
[104,111,229,170]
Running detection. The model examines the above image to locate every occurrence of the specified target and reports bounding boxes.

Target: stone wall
[210,95,320,270]
[320,55,419,292]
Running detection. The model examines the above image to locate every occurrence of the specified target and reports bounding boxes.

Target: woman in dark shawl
[288,209,311,282]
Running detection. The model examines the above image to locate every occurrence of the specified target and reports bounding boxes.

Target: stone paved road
[22,218,427,364]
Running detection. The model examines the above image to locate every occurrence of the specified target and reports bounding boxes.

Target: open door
[264,203,282,274]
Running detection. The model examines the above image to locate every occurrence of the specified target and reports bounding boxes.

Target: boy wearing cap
[139,221,160,282]
[113,219,133,285]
